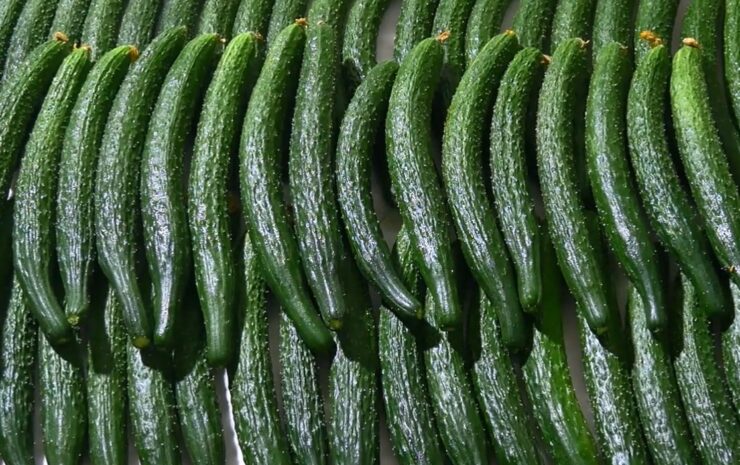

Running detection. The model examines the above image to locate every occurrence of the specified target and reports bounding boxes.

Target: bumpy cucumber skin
[117,0,161,48]
[536,38,612,333]
[81,0,126,60]
[230,235,292,465]
[13,47,91,344]
[0,277,37,465]
[198,0,239,36]
[232,0,273,35]
[633,0,678,64]
[465,0,510,62]
[387,37,461,330]
[1,0,60,82]
[674,276,740,464]
[727,0,740,126]
[393,0,440,61]
[240,23,333,353]
[723,283,740,416]
[431,0,476,104]
[189,32,262,367]
[627,43,726,318]
[0,0,25,78]
[490,46,546,311]
[50,0,90,42]
[342,0,390,84]
[156,0,204,35]
[549,0,595,49]
[95,27,187,348]
[511,0,556,52]
[591,0,634,58]
[265,0,307,44]
[671,44,740,286]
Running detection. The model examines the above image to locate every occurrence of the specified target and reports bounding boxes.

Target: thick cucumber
[95,27,187,348]
[723,283,740,416]
[628,285,699,465]
[674,276,740,464]
[189,32,263,367]
[671,41,740,286]
[13,47,91,344]
[511,0,556,52]
[1,0,60,82]
[489,46,546,310]
[240,21,332,353]
[442,32,524,346]
[289,22,348,330]
[431,0,476,104]
[0,0,25,78]
[141,33,220,347]
[633,0,678,64]
[727,0,740,126]
[280,311,329,465]
[39,335,87,465]
[86,287,128,465]
[549,0,596,49]
[117,0,161,48]
[198,0,239,35]
[0,277,37,465]
[591,0,635,57]
[50,0,91,42]
[536,37,613,333]
[265,0,307,44]
[232,0,273,35]
[342,0,390,84]
[393,0,440,61]
[627,42,726,318]
[57,45,137,324]
[230,235,292,465]
[156,0,204,34]
[465,0,510,62]
[337,61,421,317]
[81,0,126,59]
[387,36,461,330]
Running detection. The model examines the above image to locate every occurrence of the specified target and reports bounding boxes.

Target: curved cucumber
[265,0,307,44]
[50,0,91,42]
[117,0,161,48]
[465,0,510,62]
[724,283,740,416]
[511,0,556,51]
[197,0,239,35]
[431,0,476,104]
[0,0,25,78]
[81,0,126,60]
[591,0,635,57]
[156,0,204,35]
[393,0,440,61]
[342,0,390,84]
[727,0,740,126]
[2,0,60,82]
[549,0,595,49]
[232,0,273,35]
[633,0,678,64]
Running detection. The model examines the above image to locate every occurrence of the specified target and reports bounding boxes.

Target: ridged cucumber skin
[1,0,60,82]
[431,0,476,105]
[727,0,740,126]
[240,22,333,354]
[140,33,221,348]
[117,0,161,48]
[50,0,90,42]
[156,0,204,35]
[511,0,556,52]
[627,43,727,318]
[289,22,348,329]
[336,61,420,317]
[280,311,329,465]
[536,38,612,333]
[723,283,740,416]
[465,0,510,62]
[0,0,25,78]
[591,0,634,58]
[198,0,239,36]
[670,43,740,286]
[586,42,666,329]
[13,47,91,345]
[230,235,292,465]
[342,0,390,84]
[393,0,440,62]
[189,32,263,367]
[442,32,524,346]
[628,285,699,465]
[232,0,273,35]
[633,0,678,64]
[490,46,546,311]
[56,45,136,323]
[674,276,740,464]
[387,37,461,330]
[95,27,187,348]
[0,277,37,465]
[39,335,87,465]
[86,287,128,465]
[265,0,307,44]
[549,0,596,49]
[81,0,126,60]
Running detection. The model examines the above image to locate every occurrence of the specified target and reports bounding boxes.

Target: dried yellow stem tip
[128,46,140,62]
[683,37,700,48]
[436,30,451,43]
[76,43,92,53]
[295,17,308,27]
[53,31,69,43]
[541,54,552,65]
[504,29,516,37]
[639,31,663,48]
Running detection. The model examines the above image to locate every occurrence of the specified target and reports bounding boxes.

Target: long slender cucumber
[511,0,556,52]
[727,0,740,126]
[265,0,308,44]
[1,0,60,82]
[117,0,161,48]
[393,0,440,61]
[431,0,477,105]
[723,283,740,416]
[342,0,390,84]
[591,0,635,58]
[633,0,678,64]
[50,0,90,42]
[549,0,596,49]
[197,0,239,36]
[81,0,126,60]
[156,0,204,35]
[465,0,511,62]
[232,0,273,35]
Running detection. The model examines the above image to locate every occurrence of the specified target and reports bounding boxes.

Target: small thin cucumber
[239,21,333,353]
[723,283,740,416]
[465,0,511,62]
[232,0,273,35]
[50,0,91,42]
[342,0,391,84]
[117,0,161,48]
[81,0,126,60]
[156,0,204,35]
[431,0,477,105]
[727,0,740,126]
[591,0,635,58]
[265,0,307,44]
[511,0,556,52]
[549,0,596,49]
[1,0,60,82]
[13,47,91,345]
[95,26,187,348]
[197,0,239,36]
[393,0,440,62]
[0,0,25,78]
[633,0,678,64]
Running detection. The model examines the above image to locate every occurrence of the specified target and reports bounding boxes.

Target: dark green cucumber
[489,46,546,310]
[674,275,740,464]
[50,0,90,42]
[306,0,350,38]
[627,42,726,318]
[670,41,740,286]
[280,310,329,465]
[465,0,510,62]
[536,37,613,334]
[81,0,126,60]
[442,32,524,346]
[156,0,204,35]
[140,33,220,347]
[232,0,273,35]
[117,0,161,48]
[95,26,187,348]
[39,335,87,465]
[0,0,25,78]
[189,32,263,367]
[0,201,12,291]
[628,284,699,465]
[393,0,440,61]
[511,0,556,52]
[197,0,239,36]
[336,61,421,317]
[239,21,333,353]
[1,0,60,82]
[86,286,128,465]
[0,277,37,465]
[13,47,91,344]
[727,0,740,126]
[265,0,307,44]
[633,0,678,64]
[57,45,137,324]
[549,0,595,49]
[289,22,347,330]
[431,0,476,105]
[342,0,390,84]
[387,36,461,330]
[230,234,292,465]
[591,0,634,58]
[723,283,740,416]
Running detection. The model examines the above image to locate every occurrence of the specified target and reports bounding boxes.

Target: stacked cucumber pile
[0,0,740,464]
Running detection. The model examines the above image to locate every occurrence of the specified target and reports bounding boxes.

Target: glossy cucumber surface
[393,0,440,61]
[232,0,273,35]
[117,0,161,48]
[465,0,511,62]
[2,0,60,82]
[549,0,595,49]
[81,0,126,60]
[342,0,390,84]
[50,0,90,42]
[511,0,556,52]
[633,0,678,64]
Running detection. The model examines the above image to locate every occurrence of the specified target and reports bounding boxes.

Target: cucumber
[81,0,126,60]
[38,335,87,465]
[549,0,596,49]
[189,32,262,367]
[232,0,273,35]
[0,277,37,465]
[0,0,25,78]
[442,32,524,346]
[342,0,390,84]
[336,61,421,317]
[0,201,12,292]
[489,46,546,311]
[230,235,292,465]
[57,45,137,324]
[13,47,91,344]
[197,0,239,35]
[141,32,220,348]
[511,0,556,52]
[723,283,740,416]
[95,26,187,348]
[265,0,307,44]
[386,36,461,330]
[465,0,510,62]
[393,0,440,61]
[117,0,161,48]
[50,0,91,42]
[289,21,348,330]
[239,21,333,353]
[431,0,476,105]
[674,275,740,464]
[670,40,740,287]
[1,0,60,82]
[627,42,727,318]
[628,284,699,465]
[633,0,678,64]
[86,286,128,465]
[156,0,204,35]
[591,0,635,58]
[727,0,740,126]
[536,37,613,334]
[306,0,350,37]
